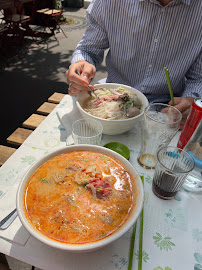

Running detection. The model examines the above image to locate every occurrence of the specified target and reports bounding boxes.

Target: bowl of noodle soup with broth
[76,83,149,135]
[17,145,144,252]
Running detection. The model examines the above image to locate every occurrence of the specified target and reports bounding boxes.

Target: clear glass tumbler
[183,119,202,193]
[152,146,195,200]
[137,103,182,169]
[72,118,103,145]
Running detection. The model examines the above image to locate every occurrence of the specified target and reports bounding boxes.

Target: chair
[3,0,38,50]
[36,0,67,40]
[0,23,11,66]
[0,5,22,67]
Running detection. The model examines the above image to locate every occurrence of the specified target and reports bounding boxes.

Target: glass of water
[72,118,103,145]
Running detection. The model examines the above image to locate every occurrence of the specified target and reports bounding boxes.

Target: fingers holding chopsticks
[66,60,96,96]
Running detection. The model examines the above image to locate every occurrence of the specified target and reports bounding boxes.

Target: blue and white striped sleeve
[71,0,109,67]
[183,51,202,98]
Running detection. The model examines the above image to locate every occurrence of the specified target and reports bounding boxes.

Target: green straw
[128,176,144,270]
[138,176,144,270]
[164,67,175,106]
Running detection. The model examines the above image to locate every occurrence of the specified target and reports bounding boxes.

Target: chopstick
[138,187,144,270]
[128,175,144,270]
[164,67,175,106]
[128,222,137,270]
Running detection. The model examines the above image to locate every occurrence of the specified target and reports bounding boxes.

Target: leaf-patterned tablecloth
[0,95,202,270]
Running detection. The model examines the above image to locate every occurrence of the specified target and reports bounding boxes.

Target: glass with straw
[137,103,182,169]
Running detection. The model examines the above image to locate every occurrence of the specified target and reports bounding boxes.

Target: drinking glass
[182,119,202,193]
[137,103,182,169]
[72,118,103,145]
[152,146,195,200]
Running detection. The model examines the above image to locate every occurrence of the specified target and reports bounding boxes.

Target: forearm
[71,45,104,67]
[71,0,108,67]
[183,51,202,98]
[71,50,96,66]
[182,81,202,98]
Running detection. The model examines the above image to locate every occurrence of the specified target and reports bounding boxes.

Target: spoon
[75,69,99,100]
[0,208,18,230]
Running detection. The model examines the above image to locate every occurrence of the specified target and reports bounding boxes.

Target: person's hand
[66,60,96,96]
[168,97,194,129]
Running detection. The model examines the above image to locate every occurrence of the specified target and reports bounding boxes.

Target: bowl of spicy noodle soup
[17,145,144,252]
[76,83,149,135]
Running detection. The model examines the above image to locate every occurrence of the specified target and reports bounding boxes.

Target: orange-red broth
[24,151,137,244]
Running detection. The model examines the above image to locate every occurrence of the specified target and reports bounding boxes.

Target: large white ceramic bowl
[76,83,149,135]
[17,145,144,253]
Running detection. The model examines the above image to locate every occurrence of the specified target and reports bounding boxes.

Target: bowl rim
[16,145,144,252]
[76,83,149,123]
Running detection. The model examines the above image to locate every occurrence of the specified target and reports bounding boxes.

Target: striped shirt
[72,0,202,103]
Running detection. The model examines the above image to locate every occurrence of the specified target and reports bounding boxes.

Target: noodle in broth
[83,87,142,120]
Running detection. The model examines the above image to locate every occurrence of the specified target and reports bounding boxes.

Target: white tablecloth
[0,95,202,270]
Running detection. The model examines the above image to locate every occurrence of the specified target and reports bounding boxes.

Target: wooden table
[0,0,33,10]
[0,92,65,167]
[0,0,12,10]
[0,92,65,268]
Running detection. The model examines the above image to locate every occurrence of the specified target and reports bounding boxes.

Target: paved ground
[0,7,107,147]
[0,6,107,270]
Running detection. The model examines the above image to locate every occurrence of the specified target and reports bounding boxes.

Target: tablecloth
[0,95,202,270]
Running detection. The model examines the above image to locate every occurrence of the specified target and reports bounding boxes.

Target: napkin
[56,95,82,145]
[0,176,30,245]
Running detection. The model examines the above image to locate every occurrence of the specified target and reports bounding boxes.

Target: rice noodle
[83,87,142,120]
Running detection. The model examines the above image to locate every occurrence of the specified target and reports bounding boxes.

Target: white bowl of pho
[17,145,144,252]
[76,83,149,135]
